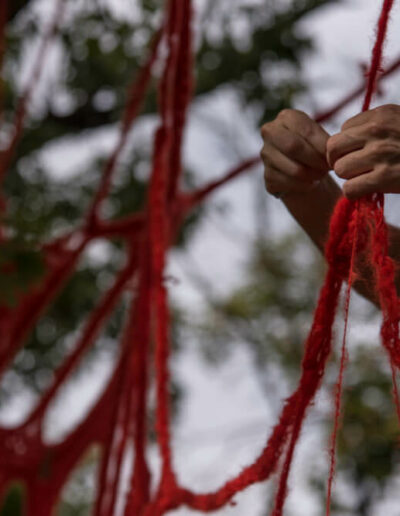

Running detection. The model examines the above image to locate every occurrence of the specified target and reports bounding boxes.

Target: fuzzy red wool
[325,2,397,514]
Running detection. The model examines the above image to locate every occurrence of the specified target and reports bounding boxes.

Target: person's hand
[260,109,330,198]
[327,104,400,199]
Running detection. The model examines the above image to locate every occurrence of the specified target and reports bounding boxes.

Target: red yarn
[148,0,189,496]
[325,205,359,516]
[362,0,395,111]
[326,2,396,512]
[0,1,399,515]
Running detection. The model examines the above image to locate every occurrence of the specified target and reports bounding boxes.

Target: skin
[260,105,400,303]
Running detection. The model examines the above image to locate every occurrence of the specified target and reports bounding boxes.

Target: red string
[325,205,359,515]
[362,0,395,111]
[325,2,395,512]
[149,0,186,489]
[121,242,152,516]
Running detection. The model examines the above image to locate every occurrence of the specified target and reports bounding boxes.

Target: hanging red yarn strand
[326,2,396,513]
[149,0,187,491]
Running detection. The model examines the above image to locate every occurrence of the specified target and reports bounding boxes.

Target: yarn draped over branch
[0,0,399,514]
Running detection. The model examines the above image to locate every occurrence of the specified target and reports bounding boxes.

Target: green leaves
[0,239,44,306]
[0,483,24,516]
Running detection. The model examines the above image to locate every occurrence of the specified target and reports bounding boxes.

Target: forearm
[282,174,342,253]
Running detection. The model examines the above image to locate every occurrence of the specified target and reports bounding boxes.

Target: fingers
[334,140,400,179]
[342,168,387,199]
[328,108,400,168]
[261,110,329,170]
[261,141,325,183]
[341,104,400,131]
[342,165,400,199]
[327,104,400,201]
[261,105,400,201]
[277,109,329,161]
[333,141,382,180]
[263,166,316,196]
[334,151,372,180]
[327,129,365,169]
[341,110,377,131]
[260,109,331,198]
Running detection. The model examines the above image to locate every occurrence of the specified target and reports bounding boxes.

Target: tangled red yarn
[0,0,399,514]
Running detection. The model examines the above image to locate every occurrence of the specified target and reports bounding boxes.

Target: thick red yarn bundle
[0,0,399,515]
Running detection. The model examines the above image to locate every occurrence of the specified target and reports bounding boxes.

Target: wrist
[281,174,342,253]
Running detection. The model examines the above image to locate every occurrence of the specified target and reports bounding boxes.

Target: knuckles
[277,109,314,136]
[291,163,308,179]
[366,121,388,139]
[365,104,399,130]
[277,108,297,123]
[261,109,316,158]
[281,136,303,157]
[278,108,308,123]
[367,139,400,163]
[374,103,400,118]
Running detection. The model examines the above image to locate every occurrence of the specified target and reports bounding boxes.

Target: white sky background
[3,0,400,515]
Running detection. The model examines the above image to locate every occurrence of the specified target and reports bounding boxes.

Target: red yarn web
[0,0,399,514]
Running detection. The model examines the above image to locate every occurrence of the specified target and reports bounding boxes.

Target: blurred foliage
[0,484,24,516]
[198,235,324,377]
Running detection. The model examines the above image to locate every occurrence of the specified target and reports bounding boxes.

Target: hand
[260,109,330,198]
[327,104,400,199]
